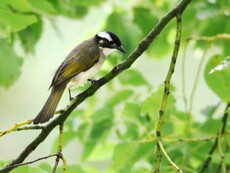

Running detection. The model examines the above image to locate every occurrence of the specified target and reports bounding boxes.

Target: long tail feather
[33,84,66,124]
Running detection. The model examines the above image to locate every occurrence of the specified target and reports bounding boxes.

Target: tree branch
[154,13,183,173]
[198,102,230,173]
[0,0,192,172]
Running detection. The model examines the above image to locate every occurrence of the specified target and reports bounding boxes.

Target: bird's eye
[109,41,114,44]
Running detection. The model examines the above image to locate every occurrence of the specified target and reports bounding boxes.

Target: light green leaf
[81,108,114,161]
[106,90,133,106]
[38,163,52,172]
[29,167,49,173]
[73,0,104,6]
[118,69,149,86]
[1,0,33,13]
[224,153,230,165]
[26,0,57,15]
[204,55,230,102]
[209,56,230,74]
[111,141,154,171]
[0,39,23,88]
[11,165,29,173]
[122,102,141,121]
[0,7,37,37]
[88,143,115,161]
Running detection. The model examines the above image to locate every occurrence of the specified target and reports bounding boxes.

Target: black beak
[116,46,126,54]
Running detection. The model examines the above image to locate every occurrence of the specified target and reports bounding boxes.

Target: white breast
[67,55,106,89]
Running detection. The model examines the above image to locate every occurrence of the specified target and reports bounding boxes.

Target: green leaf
[88,142,115,161]
[104,12,141,55]
[224,153,230,165]
[106,90,133,106]
[29,167,49,173]
[201,15,229,37]
[204,55,230,102]
[141,86,175,122]
[72,0,104,6]
[18,15,42,53]
[1,0,33,13]
[0,7,37,38]
[133,7,158,36]
[81,108,114,161]
[38,163,52,172]
[209,56,230,74]
[48,0,88,18]
[201,100,221,118]
[111,141,154,171]
[11,165,29,173]
[122,102,141,121]
[201,118,221,134]
[118,69,149,86]
[146,20,174,58]
[0,39,23,88]
[26,0,57,15]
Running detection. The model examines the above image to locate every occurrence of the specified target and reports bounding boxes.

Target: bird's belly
[67,56,106,88]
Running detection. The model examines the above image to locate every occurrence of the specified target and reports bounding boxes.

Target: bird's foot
[88,79,96,86]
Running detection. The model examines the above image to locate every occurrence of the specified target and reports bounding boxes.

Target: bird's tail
[33,84,66,124]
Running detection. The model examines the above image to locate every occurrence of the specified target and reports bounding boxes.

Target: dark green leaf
[133,7,158,36]
[18,15,42,53]
[47,0,88,18]
[0,39,23,88]
[104,12,141,55]
[201,118,221,134]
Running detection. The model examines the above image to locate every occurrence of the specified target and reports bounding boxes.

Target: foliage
[0,0,230,173]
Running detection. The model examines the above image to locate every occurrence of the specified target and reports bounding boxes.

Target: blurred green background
[0,0,229,172]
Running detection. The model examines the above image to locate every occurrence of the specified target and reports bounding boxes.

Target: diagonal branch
[0,0,192,172]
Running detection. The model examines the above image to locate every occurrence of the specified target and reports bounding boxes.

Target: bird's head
[96,31,126,56]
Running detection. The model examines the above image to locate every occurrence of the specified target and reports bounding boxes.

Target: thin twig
[181,41,189,111]
[187,34,230,42]
[0,153,58,172]
[0,120,33,137]
[189,45,209,113]
[52,123,65,173]
[154,13,182,173]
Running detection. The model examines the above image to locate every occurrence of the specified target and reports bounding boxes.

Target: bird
[33,31,125,124]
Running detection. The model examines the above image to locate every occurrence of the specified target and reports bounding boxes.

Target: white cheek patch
[99,47,116,56]
[97,32,112,42]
